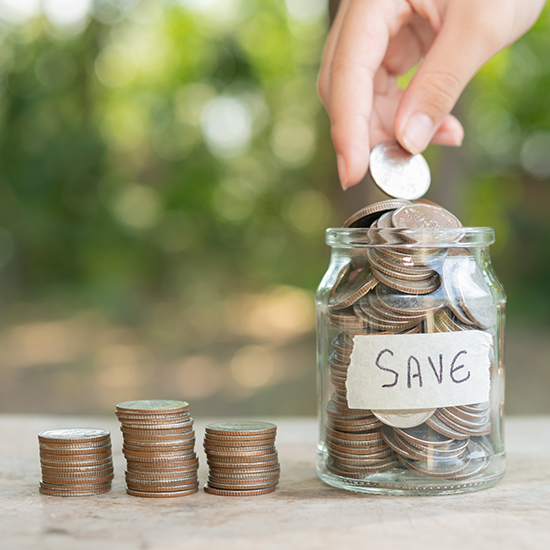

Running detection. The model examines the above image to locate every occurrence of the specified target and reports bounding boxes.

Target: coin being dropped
[369,141,431,200]
[372,409,435,428]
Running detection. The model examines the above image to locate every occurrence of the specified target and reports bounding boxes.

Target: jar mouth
[326,227,495,248]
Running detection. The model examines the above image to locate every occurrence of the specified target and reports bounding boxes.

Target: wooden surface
[1,415,549,550]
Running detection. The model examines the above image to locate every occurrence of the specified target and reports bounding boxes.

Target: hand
[318,0,546,189]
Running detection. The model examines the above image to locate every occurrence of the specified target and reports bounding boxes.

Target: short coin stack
[38,428,113,497]
[203,421,280,496]
[115,400,199,497]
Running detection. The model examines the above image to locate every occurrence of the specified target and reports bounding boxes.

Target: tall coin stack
[115,400,199,497]
[203,421,280,496]
[38,428,113,497]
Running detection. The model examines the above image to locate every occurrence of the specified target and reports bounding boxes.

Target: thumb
[394,3,505,154]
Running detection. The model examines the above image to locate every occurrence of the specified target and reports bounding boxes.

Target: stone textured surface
[0,415,549,550]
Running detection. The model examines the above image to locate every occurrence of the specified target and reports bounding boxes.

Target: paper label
[346,331,492,410]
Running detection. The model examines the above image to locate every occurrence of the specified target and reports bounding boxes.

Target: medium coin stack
[203,421,280,496]
[324,199,495,480]
[38,428,113,497]
[115,400,199,497]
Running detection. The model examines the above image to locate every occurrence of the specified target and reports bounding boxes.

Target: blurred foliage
[462,6,550,322]
[0,0,336,327]
[0,0,550,415]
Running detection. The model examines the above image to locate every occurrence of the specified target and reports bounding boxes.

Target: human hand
[318,0,546,190]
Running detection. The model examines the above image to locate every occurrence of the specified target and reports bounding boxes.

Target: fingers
[383,24,423,76]
[394,1,510,154]
[430,115,464,146]
[318,0,351,108]
[328,1,397,189]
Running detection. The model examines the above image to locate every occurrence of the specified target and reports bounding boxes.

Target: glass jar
[316,226,506,495]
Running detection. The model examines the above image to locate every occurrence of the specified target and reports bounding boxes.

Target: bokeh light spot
[231,345,275,388]
[174,355,223,399]
[43,0,91,29]
[95,45,137,88]
[285,189,332,234]
[96,345,153,388]
[271,119,315,165]
[285,0,327,23]
[520,131,550,178]
[201,96,252,158]
[0,0,40,25]
[112,184,161,230]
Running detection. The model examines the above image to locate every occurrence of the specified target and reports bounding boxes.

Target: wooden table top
[1,415,549,550]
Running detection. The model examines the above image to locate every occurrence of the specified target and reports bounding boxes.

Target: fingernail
[402,113,434,155]
[337,154,348,190]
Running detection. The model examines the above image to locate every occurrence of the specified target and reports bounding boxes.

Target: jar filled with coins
[316,199,506,495]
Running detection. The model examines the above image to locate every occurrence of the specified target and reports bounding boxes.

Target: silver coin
[205,421,277,435]
[455,256,497,329]
[369,140,431,200]
[116,400,189,413]
[393,423,456,448]
[376,284,443,315]
[391,204,463,243]
[372,409,435,428]
[441,259,477,325]
[393,432,467,462]
[38,428,110,441]
[328,264,377,310]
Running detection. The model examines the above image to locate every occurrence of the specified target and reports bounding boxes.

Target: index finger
[328,1,410,189]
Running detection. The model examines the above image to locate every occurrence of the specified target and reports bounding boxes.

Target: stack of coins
[325,399,397,478]
[324,199,495,481]
[38,428,113,497]
[115,400,198,497]
[203,421,280,496]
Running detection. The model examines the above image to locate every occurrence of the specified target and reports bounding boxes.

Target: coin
[38,429,110,443]
[371,266,441,295]
[205,421,277,437]
[203,485,276,497]
[326,459,398,478]
[116,400,189,414]
[372,409,435,429]
[40,480,112,491]
[207,470,280,482]
[454,256,497,328]
[41,466,114,478]
[394,424,456,448]
[42,473,114,485]
[328,264,378,310]
[39,486,111,497]
[126,486,199,498]
[369,141,431,200]
[426,414,470,440]
[391,203,463,244]
[344,199,413,228]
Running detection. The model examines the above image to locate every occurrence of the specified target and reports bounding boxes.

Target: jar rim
[326,227,496,247]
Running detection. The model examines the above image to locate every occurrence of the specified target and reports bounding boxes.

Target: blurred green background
[0,0,548,417]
